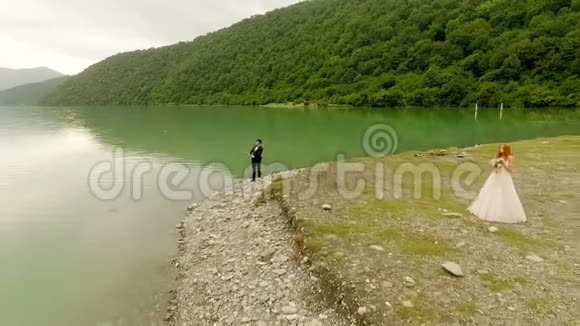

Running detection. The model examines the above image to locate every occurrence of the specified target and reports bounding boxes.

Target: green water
[0,105,579,326]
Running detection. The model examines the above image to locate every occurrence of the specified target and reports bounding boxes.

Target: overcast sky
[0,0,302,75]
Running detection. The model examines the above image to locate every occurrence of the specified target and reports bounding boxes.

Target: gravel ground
[173,174,349,326]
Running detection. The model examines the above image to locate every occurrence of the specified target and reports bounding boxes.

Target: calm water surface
[0,105,579,325]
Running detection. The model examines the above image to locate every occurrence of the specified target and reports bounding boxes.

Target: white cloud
[0,0,302,74]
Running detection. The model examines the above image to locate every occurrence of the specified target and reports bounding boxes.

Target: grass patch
[269,177,286,199]
[374,227,456,256]
[456,302,478,317]
[396,304,436,321]
[304,218,457,257]
[304,237,325,254]
[494,228,559,249]
[513,275,532,287]
[398,233,456,256]
[479,273,532,292]
[526,298,556,315]
[480,273,516,292]
[306,222,354,239]
[348,197,468,221]
[255,176,288,207]
[555,261,574,273]
[541,216,561,228]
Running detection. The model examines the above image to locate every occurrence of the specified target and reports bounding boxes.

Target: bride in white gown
[468,144,527,224]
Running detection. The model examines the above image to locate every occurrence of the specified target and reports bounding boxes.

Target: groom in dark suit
[249,139,264,181]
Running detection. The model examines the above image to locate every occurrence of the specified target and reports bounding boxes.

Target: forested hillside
[0,77,69,105]
[44,0,580,108]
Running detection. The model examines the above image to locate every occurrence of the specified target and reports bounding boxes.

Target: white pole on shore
[500,103,504,120]
[475,102,479,121]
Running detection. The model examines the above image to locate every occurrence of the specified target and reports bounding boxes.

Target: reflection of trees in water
[65,106,580,175]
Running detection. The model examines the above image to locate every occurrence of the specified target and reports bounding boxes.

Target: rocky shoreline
[168,172,350,325]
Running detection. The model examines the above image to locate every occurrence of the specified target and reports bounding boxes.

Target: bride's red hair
[497,144,513,159]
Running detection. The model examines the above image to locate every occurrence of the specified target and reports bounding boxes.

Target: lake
[0,105,579,325]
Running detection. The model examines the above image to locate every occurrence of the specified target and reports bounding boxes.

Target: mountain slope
[0,67,65,90]
[0,76,69,105]
[45,0,580,108]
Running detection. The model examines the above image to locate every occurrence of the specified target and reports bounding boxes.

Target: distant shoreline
[261,102,355,109]
[23,103,580,111]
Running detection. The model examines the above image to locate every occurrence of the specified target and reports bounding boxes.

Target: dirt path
[174,175,349,325]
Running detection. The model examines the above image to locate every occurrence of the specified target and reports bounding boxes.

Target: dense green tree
[44,0,580,108]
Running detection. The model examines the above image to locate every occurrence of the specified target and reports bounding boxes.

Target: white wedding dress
[468,158,527,224]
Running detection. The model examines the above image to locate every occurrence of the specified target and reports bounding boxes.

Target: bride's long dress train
[468,166,527,224]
